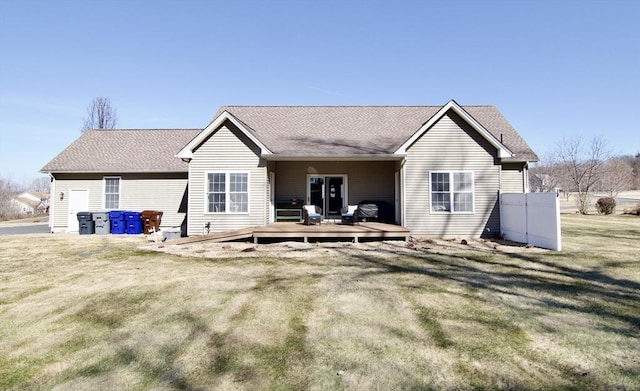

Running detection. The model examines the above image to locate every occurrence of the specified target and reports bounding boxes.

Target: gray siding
[51,173,188,233]
[273,161,396,206]
[501,163,526,193]
[404,111,500,237]
[187,121,268,235]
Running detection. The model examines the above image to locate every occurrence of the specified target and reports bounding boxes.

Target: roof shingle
[43,105,538,174]
[216,106,538,161]
[41,129,200,173]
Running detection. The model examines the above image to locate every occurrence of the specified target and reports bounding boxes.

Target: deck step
[173,227,256,245]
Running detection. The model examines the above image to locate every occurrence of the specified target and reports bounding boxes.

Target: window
[104,177,120,209]
[207,172,249,213]
[430,172,473,213]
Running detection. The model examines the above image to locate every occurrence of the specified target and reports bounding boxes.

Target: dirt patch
[144,237,547,259]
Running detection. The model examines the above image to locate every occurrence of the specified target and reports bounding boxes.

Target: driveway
[0,217,50,235]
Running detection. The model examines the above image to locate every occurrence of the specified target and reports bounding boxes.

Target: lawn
[1,214,638,390]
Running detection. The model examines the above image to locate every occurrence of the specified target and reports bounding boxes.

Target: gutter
[262,154,406,161]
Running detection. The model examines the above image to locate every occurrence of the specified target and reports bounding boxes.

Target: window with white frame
[104,177,120,209]
[430,171,474,213]
[206,172,249,213]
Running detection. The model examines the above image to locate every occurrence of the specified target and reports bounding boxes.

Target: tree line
[529,136,639,214]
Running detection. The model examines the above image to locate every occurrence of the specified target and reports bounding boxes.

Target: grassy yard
[1,214,638,391]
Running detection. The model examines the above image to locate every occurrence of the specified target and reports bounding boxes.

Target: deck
[175,222,410,245]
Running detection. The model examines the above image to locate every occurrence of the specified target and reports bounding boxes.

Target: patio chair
[340,205,359,225]
[303,205,322,225]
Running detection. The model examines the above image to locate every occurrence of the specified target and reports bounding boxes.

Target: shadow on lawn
[328,244,640,389]
[339,244,640,335]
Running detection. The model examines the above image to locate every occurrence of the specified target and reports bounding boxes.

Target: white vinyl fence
[500,192,562,251]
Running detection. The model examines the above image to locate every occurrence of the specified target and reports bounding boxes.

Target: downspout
[400,159,406,228]
[48,173,55,232]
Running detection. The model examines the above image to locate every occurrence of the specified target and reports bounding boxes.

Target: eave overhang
[39,169,189,174]
[262,154,405,162]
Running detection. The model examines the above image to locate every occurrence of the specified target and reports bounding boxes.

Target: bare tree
[553,136,612,214]
[30,176,51,194]
[529,152,569,192]
[0,177,21,220]
[81,97,118,132]
[597,158,634,198]
[634,153,640,190]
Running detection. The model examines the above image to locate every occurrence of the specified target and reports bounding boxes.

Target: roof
[16,191,49,201]
[13,196,41,209]
[41,129,201,173]
[209,104,538,161]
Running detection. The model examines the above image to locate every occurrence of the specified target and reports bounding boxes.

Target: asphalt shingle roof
[216,105,538,161]
[41,129,201,173]
[42,105,538,173]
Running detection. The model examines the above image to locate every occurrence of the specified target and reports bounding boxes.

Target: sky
[1,0,639,185]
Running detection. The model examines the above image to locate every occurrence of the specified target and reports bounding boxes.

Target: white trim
[429,171,475,214]
[400,164,406,227]
[103,176,121,210]
[269,171,275,224]
[48,174,55,231]
[176,111,272,159]
[394,171,401,225]
[204,171,251,215]
[394,100,513,158]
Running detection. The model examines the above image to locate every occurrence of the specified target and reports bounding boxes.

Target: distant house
[11,191,50,215]
[41,100,538,237]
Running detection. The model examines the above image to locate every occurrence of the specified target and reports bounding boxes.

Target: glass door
[308,176,324,211]
[307,175,347,218]
[326,177,344,217]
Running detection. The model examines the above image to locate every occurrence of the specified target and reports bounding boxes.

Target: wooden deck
[175,222,410,245]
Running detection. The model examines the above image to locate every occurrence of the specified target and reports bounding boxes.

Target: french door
[306,175,348,218]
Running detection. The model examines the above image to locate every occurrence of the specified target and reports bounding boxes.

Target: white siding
[501,163,526,193]
[187,121,267,235]
[51,173,188,232]
[404,111,500,237]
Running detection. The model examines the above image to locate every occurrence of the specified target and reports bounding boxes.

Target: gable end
[395,100,513,159]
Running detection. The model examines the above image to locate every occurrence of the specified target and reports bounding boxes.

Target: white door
[68,189,89,232]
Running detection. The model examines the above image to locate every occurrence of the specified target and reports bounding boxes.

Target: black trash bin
[77,212,95,235]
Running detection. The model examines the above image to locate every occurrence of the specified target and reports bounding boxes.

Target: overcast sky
[1,0,639,184]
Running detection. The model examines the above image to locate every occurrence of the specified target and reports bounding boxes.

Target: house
[40,129,200,233]
[41,100,538,237]
[10,191,50,215]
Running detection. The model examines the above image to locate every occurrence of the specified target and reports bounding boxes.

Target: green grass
[0,214,638,390]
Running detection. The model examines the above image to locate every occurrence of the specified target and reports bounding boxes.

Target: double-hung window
[206,172,249,213]
[430,171,474,213]
[104,177,120,209]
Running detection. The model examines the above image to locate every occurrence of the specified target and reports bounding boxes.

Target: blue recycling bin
[109,210,126,234]
[124,211,143,234]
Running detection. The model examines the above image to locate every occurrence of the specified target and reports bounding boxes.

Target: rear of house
[42,100,537,238]
[177,101,537,238]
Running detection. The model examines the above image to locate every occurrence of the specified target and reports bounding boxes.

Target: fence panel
[500,192,561,251]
